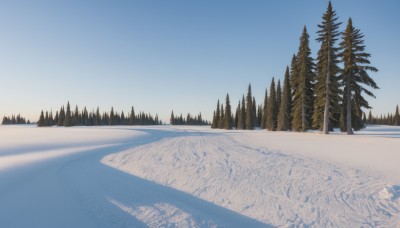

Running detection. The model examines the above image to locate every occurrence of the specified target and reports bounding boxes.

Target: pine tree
[252,97,258,127]
[219,104,224,129]
[37,110,45,127]
[278,66,292,131]
[224,94,232,129]
[340,18,379,134]
[58,106,65,126]
[63,102,72,127]
[130,107,135,125]
[237,96,245,130]
[266,77,277,131]
[216,100,221,128]
[109,107,114,126]
[261,88,268,129]
[367,110,372,125]
[276,80,282,114]
[394,105,400,126]
[234,101,240,128]
[245,84,254,130]
[292,26,316,132]
[312,2,342,134]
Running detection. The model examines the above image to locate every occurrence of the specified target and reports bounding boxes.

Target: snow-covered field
[1,125,399,227]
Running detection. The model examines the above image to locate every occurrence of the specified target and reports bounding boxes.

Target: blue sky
[1,0,399,122]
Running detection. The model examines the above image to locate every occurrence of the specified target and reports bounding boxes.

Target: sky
[0,0,399,123]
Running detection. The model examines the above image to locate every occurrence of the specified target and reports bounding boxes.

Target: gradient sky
[1,0,399,123]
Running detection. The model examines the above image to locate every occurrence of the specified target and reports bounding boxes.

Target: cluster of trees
[2,114,30,125]
[37,102,162,127]
[366,105,400,126]
[170,111,210,125]
[212,2,379,134]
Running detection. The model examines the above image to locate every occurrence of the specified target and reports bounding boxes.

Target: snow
[1,125,400,227]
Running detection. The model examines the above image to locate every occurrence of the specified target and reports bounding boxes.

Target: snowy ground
[1,125,400,227]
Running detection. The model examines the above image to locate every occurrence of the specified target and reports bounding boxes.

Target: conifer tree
[340,18,378,134]
[224,94,232,129]
[58,106,65,126]
[63,102,72,127]
[109,107,114,125]
[292,26,316,132]
[219,104,225,129]
[44,111,49,127]
[216,100,221,128]
[394,105,400,126]
[261,88,268,129]
[245,84,254,130]
[130,107,135,125]
[234,101,240,128]
[266,77,278,131]
[276,80,282,114]
[367,110,373,125]
[278,67,292,131]
[170,110,175,125]
[211,111,217,128]
[252,97,258,127]
[290,54,299,96]
[37,110,45,127]
[313,2,342,134]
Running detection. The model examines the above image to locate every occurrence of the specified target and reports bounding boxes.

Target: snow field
[103,127,400,227]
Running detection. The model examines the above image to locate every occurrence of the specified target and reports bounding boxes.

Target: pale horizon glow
[1,0,399,123]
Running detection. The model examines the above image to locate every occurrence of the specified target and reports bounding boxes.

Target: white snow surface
[1,125,400,227]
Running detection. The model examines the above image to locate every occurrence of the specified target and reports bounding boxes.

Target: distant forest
[37,102,162,127]
[169,111,210,126]
[2,114,30,125]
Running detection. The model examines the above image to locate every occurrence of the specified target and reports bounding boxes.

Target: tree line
[366,105,400,126]
[37,102,162,127]
[170,111,210,126]
[2,114,30,125]
[212,2,380,134]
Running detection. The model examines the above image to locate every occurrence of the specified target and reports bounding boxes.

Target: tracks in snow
[103,130,400,227]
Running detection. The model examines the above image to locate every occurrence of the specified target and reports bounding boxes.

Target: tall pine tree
[224,94,232,129]
[261,88,268,129]
[292,26,315,132]
[340,18,378,134]
[278,66,292,131]
[245,84,254,130]
[63,102,72,127]
[394,105,400,126]
[266,77,277,131]
[313,1,342,134]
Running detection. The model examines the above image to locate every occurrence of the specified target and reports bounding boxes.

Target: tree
[224,94,232,129]
[245,84,254,130]
[394,105,400,126]
[367,110,373,125]
[63,102,72,127]
[37,110,45,127]
[276,80,282,115]
[130,107,135,125]
[58,106,65,126]
[278,66,292,131]
[219,104,225,129]
[340,18,378,134]
[266,77,277,131]
[109,107,114,126]
[260,88,268,129]
[313,2,342,134]
[252,97,258,127]
[237,96,246,129]
[292,26,315,132]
